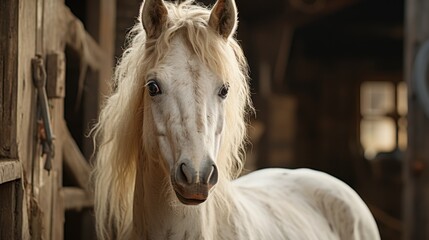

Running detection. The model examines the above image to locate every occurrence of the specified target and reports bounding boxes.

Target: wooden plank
[62,187,93,210]
[86,0,116,99]
[46,52,66,98]
[61,120,92,191]
[30,0,67,239]
[60,5,105,71]
[0,180,23,240]
[0,160,21,184]
[83,0,116,158]
[404,0,429,239]
[52,170,64,240]
[46,98,64,240]
[16,0,38,238]
[0,182,15,239]
[0,0,19,159]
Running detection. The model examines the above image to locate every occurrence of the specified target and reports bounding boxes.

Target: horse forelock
[93,1,252,239]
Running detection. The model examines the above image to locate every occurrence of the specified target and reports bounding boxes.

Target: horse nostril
[179,163,193,184]
[175,161,218,187]
[205,165,218,186]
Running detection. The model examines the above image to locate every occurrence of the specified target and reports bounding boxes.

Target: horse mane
[92,1,252,238]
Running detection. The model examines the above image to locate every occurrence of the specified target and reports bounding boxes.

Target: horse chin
[174,190,207,206]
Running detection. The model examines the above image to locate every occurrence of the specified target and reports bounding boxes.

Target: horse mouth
[174,190,207,205]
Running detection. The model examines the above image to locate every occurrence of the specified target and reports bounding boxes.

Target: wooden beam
[404,1,429,239]
[61,120,92,191]
[83,0,116,158]
[60,5,105,71]
[87,0,116,99]
[0,160,21,184]
[0,0,19,159]
[62,187,93,211]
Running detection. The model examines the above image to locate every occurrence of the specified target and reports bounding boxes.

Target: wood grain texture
[0,0,19,159]
[60,5,106,70]
[0,180,23,240]
[404,0,429,239]
[0,160,21,184]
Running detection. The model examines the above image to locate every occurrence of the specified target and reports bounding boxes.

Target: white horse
[93,0,380,239]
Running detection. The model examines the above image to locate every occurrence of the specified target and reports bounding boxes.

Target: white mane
[93,1,251,238]
[93,1,380,239]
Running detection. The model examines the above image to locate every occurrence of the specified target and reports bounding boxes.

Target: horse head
[140,0,239,205]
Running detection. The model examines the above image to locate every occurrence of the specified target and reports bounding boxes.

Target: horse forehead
[163,38,215,91]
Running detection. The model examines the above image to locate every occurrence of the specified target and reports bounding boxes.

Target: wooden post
[0,0,19,159]
[404,0,429,239]
[0,181,22,240]
[83,0,116,159]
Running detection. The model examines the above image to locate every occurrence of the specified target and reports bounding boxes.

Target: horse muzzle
[172,159,218,205]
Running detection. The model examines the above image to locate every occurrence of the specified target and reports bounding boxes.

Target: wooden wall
[404,0,429,239]
[0,0,116,239]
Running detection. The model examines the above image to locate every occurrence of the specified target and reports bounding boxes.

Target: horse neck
[133,156,231,239]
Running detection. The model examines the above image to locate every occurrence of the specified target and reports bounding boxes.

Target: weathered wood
[46,52,66,98]
[62,187,93,211]
[62,120,92,191]
[0,160,21,184]
[1,0,108,239]
[15,0,38,239]
[86,0,116,100]
[0,0,19,159]
[404,0,429,239]
[30,0,67,239]
[60,5,106,71]
[0,180,23,240]
[82,0,117,158]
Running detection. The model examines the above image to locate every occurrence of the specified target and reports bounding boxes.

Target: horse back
[232,168,380,240]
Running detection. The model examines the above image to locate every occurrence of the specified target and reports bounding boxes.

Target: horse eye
[146,80,162,96]
[218,83,229,99]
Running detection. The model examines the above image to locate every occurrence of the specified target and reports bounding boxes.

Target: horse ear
[140,0,168,39]
[208,0,238,39]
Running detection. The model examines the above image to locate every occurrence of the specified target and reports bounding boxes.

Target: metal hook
[32,55,55,172]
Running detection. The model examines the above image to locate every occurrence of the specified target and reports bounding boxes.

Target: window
[360,81,407,160]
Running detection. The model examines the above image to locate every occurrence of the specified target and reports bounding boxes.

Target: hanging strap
[32,55,55,172]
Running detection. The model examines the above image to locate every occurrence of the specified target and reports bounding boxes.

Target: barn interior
[2,0,426,239]
[60,0,404,239]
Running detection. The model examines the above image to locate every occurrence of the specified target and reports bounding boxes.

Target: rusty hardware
[32,55,55,172]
